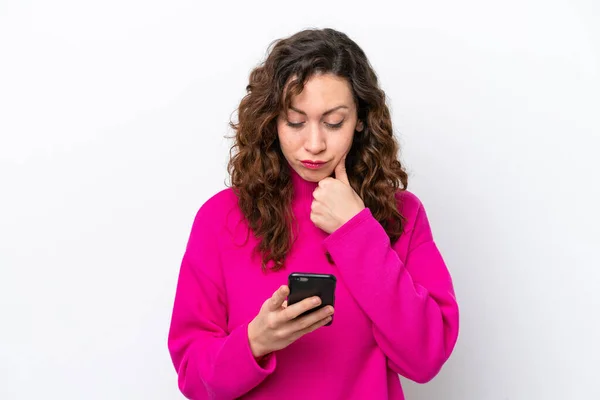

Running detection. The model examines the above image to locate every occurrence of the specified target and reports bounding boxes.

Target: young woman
[168,28,459,400]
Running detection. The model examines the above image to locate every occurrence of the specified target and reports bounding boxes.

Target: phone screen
[287,272,336,325]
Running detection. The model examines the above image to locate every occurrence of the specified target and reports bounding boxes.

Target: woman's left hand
[311,155,365,234]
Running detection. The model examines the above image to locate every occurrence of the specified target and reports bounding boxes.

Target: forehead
[283,73,355,113]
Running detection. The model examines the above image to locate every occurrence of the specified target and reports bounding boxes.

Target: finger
[334,154,349,184]
[291,314,334,341]
[282,300,288,308]
[317,177,334,188]
[309,211,319,226]
[292,306,334,331]
[267,285,289,311]
[282,296,322,321]
[310,199,319,213]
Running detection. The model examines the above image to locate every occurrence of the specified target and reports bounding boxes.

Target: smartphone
[287,272,336,326]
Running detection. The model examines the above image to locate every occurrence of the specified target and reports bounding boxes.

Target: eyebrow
[288,105,349,116]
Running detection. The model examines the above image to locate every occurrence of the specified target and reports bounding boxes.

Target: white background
[1,0,599,399]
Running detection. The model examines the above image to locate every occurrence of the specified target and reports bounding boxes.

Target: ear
[355,119,364,132]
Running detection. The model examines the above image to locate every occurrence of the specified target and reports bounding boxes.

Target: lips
[301,160,325,165]
[300,160,327,169]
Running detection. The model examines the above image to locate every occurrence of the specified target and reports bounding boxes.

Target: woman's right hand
[247,285,334,358]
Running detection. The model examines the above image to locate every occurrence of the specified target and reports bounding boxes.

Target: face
[277,73,364,182]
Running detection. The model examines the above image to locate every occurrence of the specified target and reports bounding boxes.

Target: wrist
[247,321,267,358]
[343,205,365,226]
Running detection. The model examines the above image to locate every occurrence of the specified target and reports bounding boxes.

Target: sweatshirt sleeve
[167,201,276,399]
[323,195,459,383]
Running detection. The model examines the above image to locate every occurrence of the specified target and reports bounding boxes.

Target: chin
[303,175,321,183]
[301,169,330,182]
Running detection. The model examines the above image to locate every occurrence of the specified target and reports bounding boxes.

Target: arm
[323,196,459,383]
[167,203,276,400]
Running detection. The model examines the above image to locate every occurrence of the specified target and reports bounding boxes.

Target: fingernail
[327,307,334,314]
[313,297,321,305]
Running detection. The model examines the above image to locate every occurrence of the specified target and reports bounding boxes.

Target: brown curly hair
[227,28,408,271]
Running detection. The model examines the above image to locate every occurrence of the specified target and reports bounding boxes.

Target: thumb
[334,154,349,184]
[267,285,289,311]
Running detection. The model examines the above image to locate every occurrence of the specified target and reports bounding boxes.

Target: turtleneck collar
[288,164,319,215]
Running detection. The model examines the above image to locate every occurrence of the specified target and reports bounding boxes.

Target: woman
[168,28,459,400]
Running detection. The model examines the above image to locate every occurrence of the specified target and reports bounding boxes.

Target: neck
[289,165,318,216]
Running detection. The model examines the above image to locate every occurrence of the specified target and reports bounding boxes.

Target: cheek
[277,127,296,154]
[334,127,355,152]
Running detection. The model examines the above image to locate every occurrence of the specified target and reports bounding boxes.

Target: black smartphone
[287,272,336,326]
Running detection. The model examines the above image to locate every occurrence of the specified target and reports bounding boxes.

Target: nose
[304,123,326,154]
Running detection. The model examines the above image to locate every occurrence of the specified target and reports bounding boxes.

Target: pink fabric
[168,169,459,399]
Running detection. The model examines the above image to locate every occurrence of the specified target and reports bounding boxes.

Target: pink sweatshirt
[168,168,459,399]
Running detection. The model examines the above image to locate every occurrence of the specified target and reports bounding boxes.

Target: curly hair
[227,28,408,271]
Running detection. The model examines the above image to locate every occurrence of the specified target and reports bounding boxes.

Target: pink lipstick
[300,160,327,170]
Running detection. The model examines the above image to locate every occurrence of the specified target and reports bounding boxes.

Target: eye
[286,121,305,128]
[325,121,344,129]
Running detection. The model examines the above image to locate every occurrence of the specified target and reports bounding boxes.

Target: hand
[311,154,365,234]
[248,285,334,358]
